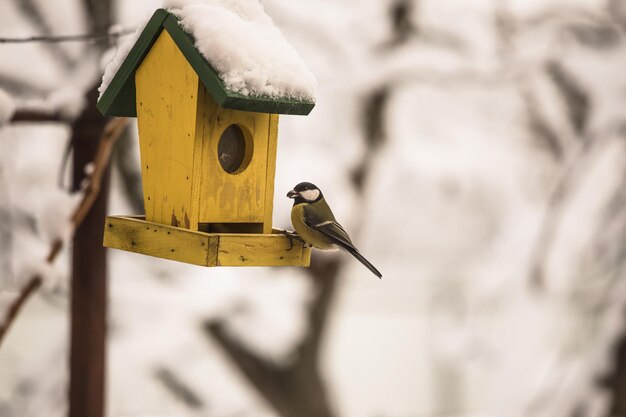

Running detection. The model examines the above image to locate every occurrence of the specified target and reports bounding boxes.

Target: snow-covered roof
[97,1,316,117]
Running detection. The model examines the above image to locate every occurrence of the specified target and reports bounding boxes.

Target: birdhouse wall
[135,30,202,230]
[135,29,279,234]
[195,89,279,234]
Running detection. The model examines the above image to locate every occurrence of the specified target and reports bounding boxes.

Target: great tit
[287,182,382,279]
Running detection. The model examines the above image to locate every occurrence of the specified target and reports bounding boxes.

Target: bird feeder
[97,9,314,267]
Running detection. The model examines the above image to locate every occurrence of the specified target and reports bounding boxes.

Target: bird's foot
[277,229,306,250]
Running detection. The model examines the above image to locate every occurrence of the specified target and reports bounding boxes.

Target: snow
[83,162,95,175]
[98,19,148,99]
[220,269,313,362]
[4,1,626,417]
[15,260,60,291]
[0,89,16,125]
[99,0,317,102]
[35,189,80,245]
[18,86,87,121]
[45,87,87,120]
[0,125,73,293]
[0,0,73,92]
[166,0,316,100]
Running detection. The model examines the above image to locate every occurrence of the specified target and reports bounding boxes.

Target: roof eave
[97,9,315,117]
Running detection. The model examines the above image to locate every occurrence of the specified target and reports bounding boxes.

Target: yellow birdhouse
[97,8,315,267]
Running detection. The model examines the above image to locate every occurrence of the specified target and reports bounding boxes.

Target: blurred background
[1,0,626,416]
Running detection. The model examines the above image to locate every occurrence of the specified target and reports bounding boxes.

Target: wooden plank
[301,242,312,266]
[217,232,310,267]
[189,81,206,232]
[103,216,213,266]
[197,91,271,224]
[103,216,311,267]
[262,114,279,234]
[136,30,199,230]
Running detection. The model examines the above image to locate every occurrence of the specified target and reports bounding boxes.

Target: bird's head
[287,182,323,203]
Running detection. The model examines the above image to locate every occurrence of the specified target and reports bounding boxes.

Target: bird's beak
[287,190,299,199]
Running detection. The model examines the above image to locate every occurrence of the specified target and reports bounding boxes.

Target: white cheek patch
[300,189,320,201]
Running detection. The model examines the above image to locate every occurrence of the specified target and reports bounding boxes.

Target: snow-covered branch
[0,117,128,346]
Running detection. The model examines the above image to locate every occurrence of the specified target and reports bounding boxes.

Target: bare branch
[203,27,395,412]
[0,277,41,342]
[154,367,205,410]
[0,117,128,347]
[546,61,590,135]
[297,256,341,364]
[72,117,127,226]
[0,238,61,342]
[0,30,134,44]
[14,0,74,68]
[10,109,69,123]
[203,254,342,417]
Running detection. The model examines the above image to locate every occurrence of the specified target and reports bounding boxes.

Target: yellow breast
[291,204,335,250]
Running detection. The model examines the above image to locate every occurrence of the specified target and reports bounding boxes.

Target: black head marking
[289,182,323,205]
[293,182,320,192]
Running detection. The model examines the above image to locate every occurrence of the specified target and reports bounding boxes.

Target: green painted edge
[162,16,229,107]
[162,16,315,115]
[96,9,168,117]
[97,9,315,117]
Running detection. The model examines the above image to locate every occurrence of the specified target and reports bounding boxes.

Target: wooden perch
[0,117,128,347]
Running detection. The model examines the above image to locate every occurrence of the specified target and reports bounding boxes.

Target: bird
[286,182,382,279]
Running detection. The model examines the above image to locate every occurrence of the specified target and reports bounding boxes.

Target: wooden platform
[103,215,311,267]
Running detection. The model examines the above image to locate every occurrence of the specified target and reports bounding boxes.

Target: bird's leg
[277,228,306,250]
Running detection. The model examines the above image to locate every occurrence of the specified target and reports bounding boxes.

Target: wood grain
[136,30,200,230]
[217,230,309,267]
[103,216,311,267]
[196,89,271,225]
[104,215,214,266]
[262,114,279,234]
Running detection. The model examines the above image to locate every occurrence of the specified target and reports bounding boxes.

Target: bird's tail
[344,246,382,279]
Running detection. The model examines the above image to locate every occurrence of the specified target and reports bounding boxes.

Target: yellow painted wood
[217,230,309,267]
[196,89,271,225]
[135,31,281,236]
[136,30,200,230]
[103,215,216,266]
[189,83,206,230]
[261,114,279,234]
[103,216,311,267]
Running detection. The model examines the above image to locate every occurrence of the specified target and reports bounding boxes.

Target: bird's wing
[302,202,382,278]
[313,220,355,248]
[313,220,383,278]
[302,204,354,248]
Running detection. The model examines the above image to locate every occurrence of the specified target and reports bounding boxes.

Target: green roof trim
[97,9,315,117]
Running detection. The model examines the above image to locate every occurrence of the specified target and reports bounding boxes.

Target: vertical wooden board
[136,30,200,230]
[189,83,208,232]
[262,114,279,234]
[197,91,271,224]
